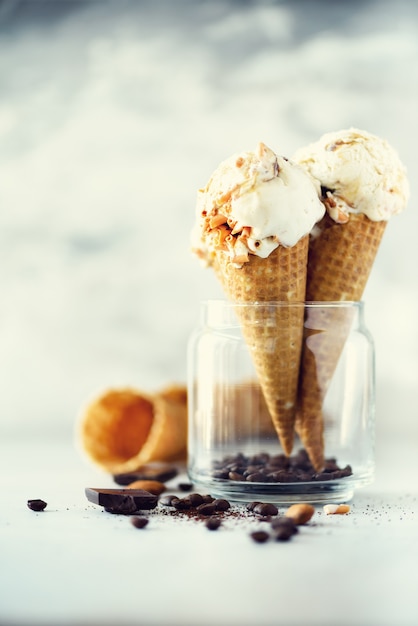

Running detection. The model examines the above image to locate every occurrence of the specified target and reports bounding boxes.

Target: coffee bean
[205,517,221,531]
[246,472,267,483]
[131,516,149,529]
[314,472,332,481]
[246,501,261,512]
[196,503,217,516]
[270,516,298,535]
[213,498,230,512]
[210,450,351,484]
[27,499,47,512]
[173,498,192,510]
[178,482,193,492]
[254,502,278,517]
[250,530,270,543]
[228,472,245,481]
[274,526,294,541]
[113,465,178,486]
[201,495,215,503]
[188,493,205,507]
[212,470,229,479]
[159,494,180,507]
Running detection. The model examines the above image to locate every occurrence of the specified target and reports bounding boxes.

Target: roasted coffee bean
[196,503,217,516]
[274,471,295,483]
[228,472,245,481]
[250,530,270,544]
[274,526,294,541]
[27,499,47,512]
[269,454,288,467]
[178,482,193,492]
[159,494,180,507]
[253,502,278,517]
[246,472,267,483]
[324,458,339,472]
[131,516,149,529]
[211,449,351,484]
[212,470,229,479]
[201,494,215,504]
[271,516,298,535]
[113,465,178,486]
[173,498,192,510]
[213,498,230,511]
[246,501,262,512]
[314,472,332,481]
[188,493,205,507]
[205,517,221,531]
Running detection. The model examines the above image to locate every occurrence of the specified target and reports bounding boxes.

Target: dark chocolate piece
[85,488,158,513]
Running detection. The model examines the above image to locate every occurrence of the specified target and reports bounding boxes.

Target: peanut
[323,504,351,515]
[285,503,315,525]
[126,479,166,495]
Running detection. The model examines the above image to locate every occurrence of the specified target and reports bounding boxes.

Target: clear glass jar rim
[201,299,364,307]
[199,299,364,327]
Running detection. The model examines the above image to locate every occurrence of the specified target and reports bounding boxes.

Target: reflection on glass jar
[187,300,375,504]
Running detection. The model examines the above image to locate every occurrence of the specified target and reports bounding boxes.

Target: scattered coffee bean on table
[253,502,278,517]
[160,494,181,507]
[250,530,270,544]
[27,499,47,512]
[274,526,294,542]
[271,516,299,535]
[178,482,193,492]
[210,449,352,483]
[205,517,221,531]
[131,516,149,529]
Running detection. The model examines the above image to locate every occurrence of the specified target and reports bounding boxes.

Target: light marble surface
[1,2,418,624]
[1,438,418,626]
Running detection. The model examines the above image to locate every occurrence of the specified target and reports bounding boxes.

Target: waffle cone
[213,236,309,455]
[79,385,188,474]
[297,213,387,470]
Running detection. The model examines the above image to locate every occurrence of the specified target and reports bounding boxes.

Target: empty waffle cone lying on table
[79,385,188,475]
[293,128,410,470]
[79,382,274,474]
[192,142,325,455]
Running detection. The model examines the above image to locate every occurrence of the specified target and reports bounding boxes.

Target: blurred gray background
[0,0,417,443]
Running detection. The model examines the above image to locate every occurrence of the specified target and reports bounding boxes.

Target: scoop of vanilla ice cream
[193,142,325,267]
[292,128,409,222]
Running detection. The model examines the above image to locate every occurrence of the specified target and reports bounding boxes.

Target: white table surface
[1,437,417,626]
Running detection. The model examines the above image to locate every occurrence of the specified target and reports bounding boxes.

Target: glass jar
[187,300,375,504]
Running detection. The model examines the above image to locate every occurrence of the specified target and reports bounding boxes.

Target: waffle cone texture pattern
[213,236,309,455]
[296,213,386,470]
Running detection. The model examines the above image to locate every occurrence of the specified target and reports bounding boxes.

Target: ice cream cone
[296,213,386,470]
[193,142,325,456]
[79,385,188,474]
[213,237,309,455]
[293,127,409,470]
